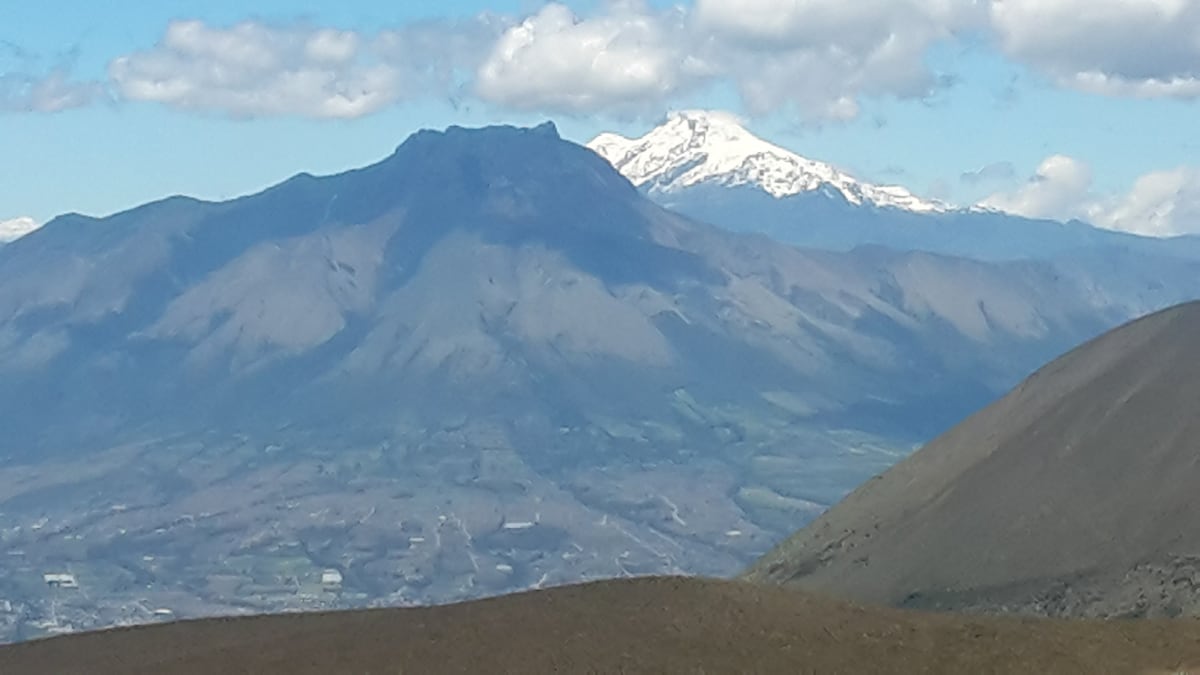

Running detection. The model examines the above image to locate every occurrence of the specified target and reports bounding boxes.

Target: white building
[320,569,343,588]
[43,573,78,589]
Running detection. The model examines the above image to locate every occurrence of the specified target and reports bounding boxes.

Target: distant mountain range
[747,301,1200,619]
[1,122,1200,639]
[589,112,1200,261]
[9,122,1192,460]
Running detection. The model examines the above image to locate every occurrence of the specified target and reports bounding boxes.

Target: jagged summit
[396,120,561,152]
[588,110,945,213]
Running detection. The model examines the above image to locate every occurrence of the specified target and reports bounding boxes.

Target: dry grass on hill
[2,577,1199,674]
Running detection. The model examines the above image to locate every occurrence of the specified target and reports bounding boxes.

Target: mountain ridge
[745,300,1200,618]
[587,110,945,213]
[3,577,1200,675]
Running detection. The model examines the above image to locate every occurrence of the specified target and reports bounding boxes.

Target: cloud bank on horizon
[983,157,1200,238]
[4,0,1200,236]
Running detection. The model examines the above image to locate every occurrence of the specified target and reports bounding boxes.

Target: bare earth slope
[1,577,1198,674]
[746,301,1200,618]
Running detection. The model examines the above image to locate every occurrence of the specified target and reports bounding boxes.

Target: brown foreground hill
[1,577,1199,674]
[746,301,1200,618]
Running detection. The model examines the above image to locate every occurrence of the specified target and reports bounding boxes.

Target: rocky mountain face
[746,301,1200,619]
[590,112,1200,262]
[1,123,1199,639]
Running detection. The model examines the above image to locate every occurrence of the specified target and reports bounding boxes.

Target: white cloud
[108,19,502,119]
[472,0,980,119]
[476,3,702,114]
[981,155,1094,221]
[109,21,393,119]
[695,0,982,45]
[1094,168,1200,237]
[0,217,42,243]
[693,0,984,117]
[0,42,104,113]
[374,16,512,97]
[13,0,1200,120]
[16,2,975,121]
[990,0,1200,99]
[981,157,1200,236]
[0,69,102,113]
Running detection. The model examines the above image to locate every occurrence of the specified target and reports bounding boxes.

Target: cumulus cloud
[1094,168,1200,237]
[469,0,1200,113]
[12,0,1200,119]
[473,0,982,119]
[110,21,392,118]
[2,1,992,120]
[695,0,982,45]
[0,70,103,112]
[0,217,42,243]
[694,0,984,116]
[476,3,703,114]
[94,2,977,120]
[375,16,507,89]
[109,18,504,119]
[0,42,103,112]
[960,161,1016,185]
[990,0,1200,99]
[981,155,1093,221]
[981,156,1200,236]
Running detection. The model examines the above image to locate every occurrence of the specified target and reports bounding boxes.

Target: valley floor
[0,425,899,642]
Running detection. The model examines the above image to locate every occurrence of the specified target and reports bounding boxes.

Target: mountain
[746,301,1200,618]
[588,110,944,213]
[0,217,40,244]
[1,122,1200,641]
[589,112,1200,261]
[4,577,1200,675]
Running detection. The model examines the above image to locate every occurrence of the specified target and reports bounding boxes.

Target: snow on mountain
[0,217,41,243]
[588,111,947,214]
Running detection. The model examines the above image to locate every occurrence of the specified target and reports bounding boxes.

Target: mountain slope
[746,301,1200,618]
[588,110,943,212]
[1,123,1200,640]
[3,577,1200,675]
[9,122,1195,459]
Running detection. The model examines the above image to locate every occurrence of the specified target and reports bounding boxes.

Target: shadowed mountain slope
[2,577,1199,675]
[747,301,1200,618]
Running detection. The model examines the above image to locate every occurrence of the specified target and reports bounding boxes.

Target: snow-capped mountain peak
[587,110,946,213]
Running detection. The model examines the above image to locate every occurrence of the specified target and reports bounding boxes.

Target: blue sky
[3,0,1200,236]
